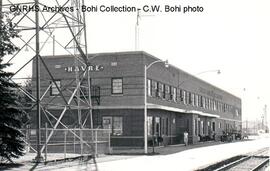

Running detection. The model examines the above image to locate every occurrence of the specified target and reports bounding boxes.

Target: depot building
[31,51,242,146]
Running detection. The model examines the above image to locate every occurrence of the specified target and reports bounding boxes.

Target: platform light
[144,59,169,154]
[165,60,169,68]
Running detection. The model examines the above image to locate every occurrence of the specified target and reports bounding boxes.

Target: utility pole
[0,0,2,14]
[0,0,3,20]
[34,0,43,162]
[264,105,268,132]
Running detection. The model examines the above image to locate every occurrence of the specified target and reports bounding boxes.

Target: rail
[197,148,269,171]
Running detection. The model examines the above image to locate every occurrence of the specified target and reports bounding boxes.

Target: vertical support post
[82,0,94,145]
[64,130,67,159]
[73,128,76,153]
[95,130,97,157]
[80,129,83,156]
[135,10,140,50]
[0,0,2,18]
[144,65,148,154]
[53,35,55,56]
[45,123,47,162]
[35,0,43,162]
[108,130,111,154]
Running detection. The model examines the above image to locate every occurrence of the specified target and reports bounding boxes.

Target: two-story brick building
[31,51,242,146]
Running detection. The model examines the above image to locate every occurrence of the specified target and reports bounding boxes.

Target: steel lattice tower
[1,0,95,162]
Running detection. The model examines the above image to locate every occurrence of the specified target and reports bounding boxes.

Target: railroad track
[197,148,269,171]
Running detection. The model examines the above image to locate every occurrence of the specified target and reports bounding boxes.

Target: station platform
[4,135,270,171]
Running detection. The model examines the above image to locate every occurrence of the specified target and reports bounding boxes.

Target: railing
[21,128,110,161]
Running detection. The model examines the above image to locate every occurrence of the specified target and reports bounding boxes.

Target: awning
[186,110,220,118]
[147,103,220,118]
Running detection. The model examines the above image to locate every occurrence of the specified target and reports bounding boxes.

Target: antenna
[134,9,154,51]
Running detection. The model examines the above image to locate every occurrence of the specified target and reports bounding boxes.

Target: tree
[0,14,28,163]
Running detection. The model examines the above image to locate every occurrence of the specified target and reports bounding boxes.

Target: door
[154,117,161,145]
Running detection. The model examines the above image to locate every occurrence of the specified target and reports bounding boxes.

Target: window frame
[111,77,123,94]
[147,79,152,97]
[102,116,123,136]
[50,80,61,96]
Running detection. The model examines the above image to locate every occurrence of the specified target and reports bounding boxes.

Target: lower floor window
[102,116,123,135]
[147,116,153,136]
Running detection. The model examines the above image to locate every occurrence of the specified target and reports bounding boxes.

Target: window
[198,95,201,107]
[200,96,203,107]
[165,85,170,100]
[147,116,153,135]
[193,119,196,135]
[50,80,61,96]
[188,92,192,105]
[179,89,183,102]
[162,84,166,99]
[183,90,186,104]
[219,122,222,129]
[169,86,173,100]
[191,93,195,106]
[102,116,123,135]
[102,117,112,134]
[162,118,165,135]
[212,122,216,132]
[201,121,204,134]
[166,118,169,135]
[112,78,123,94]
[113,117,123,135]
[152,80,158,97]
[202,97,206,108]
[195,95,199,107]
[158,82,163,98]
[147,79,152,96]
[235,109,239,116]
[173,87,177,101]
[186,92,190,105]
[214,101,217,111]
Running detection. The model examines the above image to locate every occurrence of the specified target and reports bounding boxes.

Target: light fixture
[165,60,169,68]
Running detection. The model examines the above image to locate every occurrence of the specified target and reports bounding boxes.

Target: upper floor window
[186,91,189,105]
[50,80,61,96]
[213,101,217,111]
[191,93,195,106]
[158,82,165,98]
[179,89,183,102]
[183,90,186,104]
[195,94,199,107]
[235,109,239,116]
[162,84,166,99]
[169,86,174,100]
[152,80,158,97]
[173,87,177,102]
[147,79,152,96]
[165,85,170,100]
[200,96,203,107]
[188,92,192,105]
[112,78,123,94]
[202,96,206,108]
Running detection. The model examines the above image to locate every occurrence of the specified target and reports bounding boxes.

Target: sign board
[64,65,104,72]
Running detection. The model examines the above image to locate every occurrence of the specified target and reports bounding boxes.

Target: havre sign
[64,65,104,72]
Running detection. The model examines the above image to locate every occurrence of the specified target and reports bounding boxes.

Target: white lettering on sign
[64,65,104,72]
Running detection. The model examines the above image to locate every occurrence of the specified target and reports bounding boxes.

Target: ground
[1,134,269,171]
